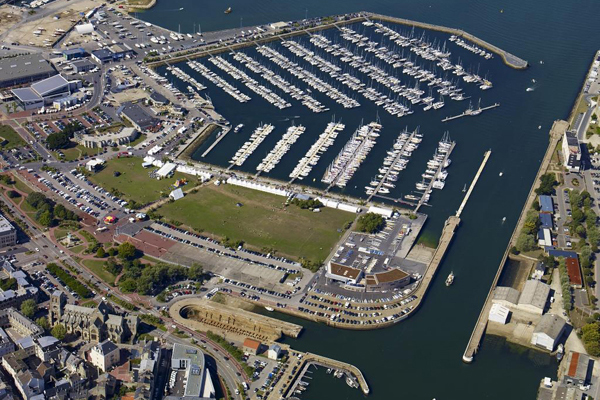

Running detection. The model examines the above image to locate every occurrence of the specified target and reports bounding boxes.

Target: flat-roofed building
[364,268,410,292]
[531,314,566,351]
[62,48,85,61]
[0,54,56,89]
[539,195,554,214]
[517,280,550,315]
[562,130,581,172]
[0,214,16,248]
[326,262,363,285]
[169,343,214,399]
[563,351,592,386]
[119,102,161,132]
[77,127,138,148]
[71,59,95,73]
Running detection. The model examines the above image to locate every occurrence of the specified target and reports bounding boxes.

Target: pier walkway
[462,121,567,363]
[456,150,491,217]
[414,141,455,213]
[367,13,528,69]
[367,129,418,203]
[200,125,230,158]
[442,103,500,122]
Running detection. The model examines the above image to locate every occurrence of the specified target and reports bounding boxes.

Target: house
[488,303,510,324]
[149,91,169,106]
[532,262,546,280]
[242,338,261,355]
[517,280,550,315]
[90,340,120,372]
[531,314,567,351]
[562,130,581,172]
[563,351,592,386]
[267,344,281,360]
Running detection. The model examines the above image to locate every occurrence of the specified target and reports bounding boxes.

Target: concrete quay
[462,120,567,363]
[368,13,528,69]
[146,11,526,70]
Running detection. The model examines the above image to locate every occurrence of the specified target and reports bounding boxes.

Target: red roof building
[566,257,583,288]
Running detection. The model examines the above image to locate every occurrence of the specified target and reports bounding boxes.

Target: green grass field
[82,259,116,286]
[156,184,355,262]
[55,145,97,162]
[87,157,187,206]
[0,125,26,150]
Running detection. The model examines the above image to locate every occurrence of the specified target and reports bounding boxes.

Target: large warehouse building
[0,54,56,88]
[11,75,82,110]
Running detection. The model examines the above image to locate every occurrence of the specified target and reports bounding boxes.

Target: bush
[516,233,536,252]
[6,190,19,199]
[290,198,323,209]
[356,213,385,233]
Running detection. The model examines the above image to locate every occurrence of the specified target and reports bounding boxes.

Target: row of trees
[558,258,573,311]
[26,192,78,227]
[289,198,323,210]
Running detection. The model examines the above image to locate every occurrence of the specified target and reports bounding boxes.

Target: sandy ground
[0,6,23,37]
[110,88,148,104]
[5,0,99,47]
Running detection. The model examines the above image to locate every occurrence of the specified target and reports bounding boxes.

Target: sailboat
[224,7,232,14]
[462,184,466,193]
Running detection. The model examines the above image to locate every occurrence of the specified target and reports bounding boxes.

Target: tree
[118,242,136,260]
[188,264,204,281]
[523,210,540,235]
[35,316,49,331]
[6,190,19,199]
[46,132,71,150]
[96,247,106,258]
[119,278,137,293]
[107,247,117,257]
[51,324,67,340]
[20,299,37,318]
[516,233,536,252]
[37,210,53,227]
[356,213,385,234]
[535,173,557,195]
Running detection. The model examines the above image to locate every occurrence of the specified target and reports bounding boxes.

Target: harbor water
[138,0,600,398]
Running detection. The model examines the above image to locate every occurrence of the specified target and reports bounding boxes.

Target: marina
[322,121,381,189]
[289,121,345,182]
[229,123,275,167]
[256,124,306,174]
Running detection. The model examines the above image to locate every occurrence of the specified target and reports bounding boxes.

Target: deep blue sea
[137,1,600,398]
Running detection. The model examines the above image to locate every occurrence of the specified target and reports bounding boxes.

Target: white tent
[75,23,94,35]
[169,188,184,201]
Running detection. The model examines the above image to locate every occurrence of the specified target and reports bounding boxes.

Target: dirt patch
[5,0,98,48]
[0,6,23,37]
